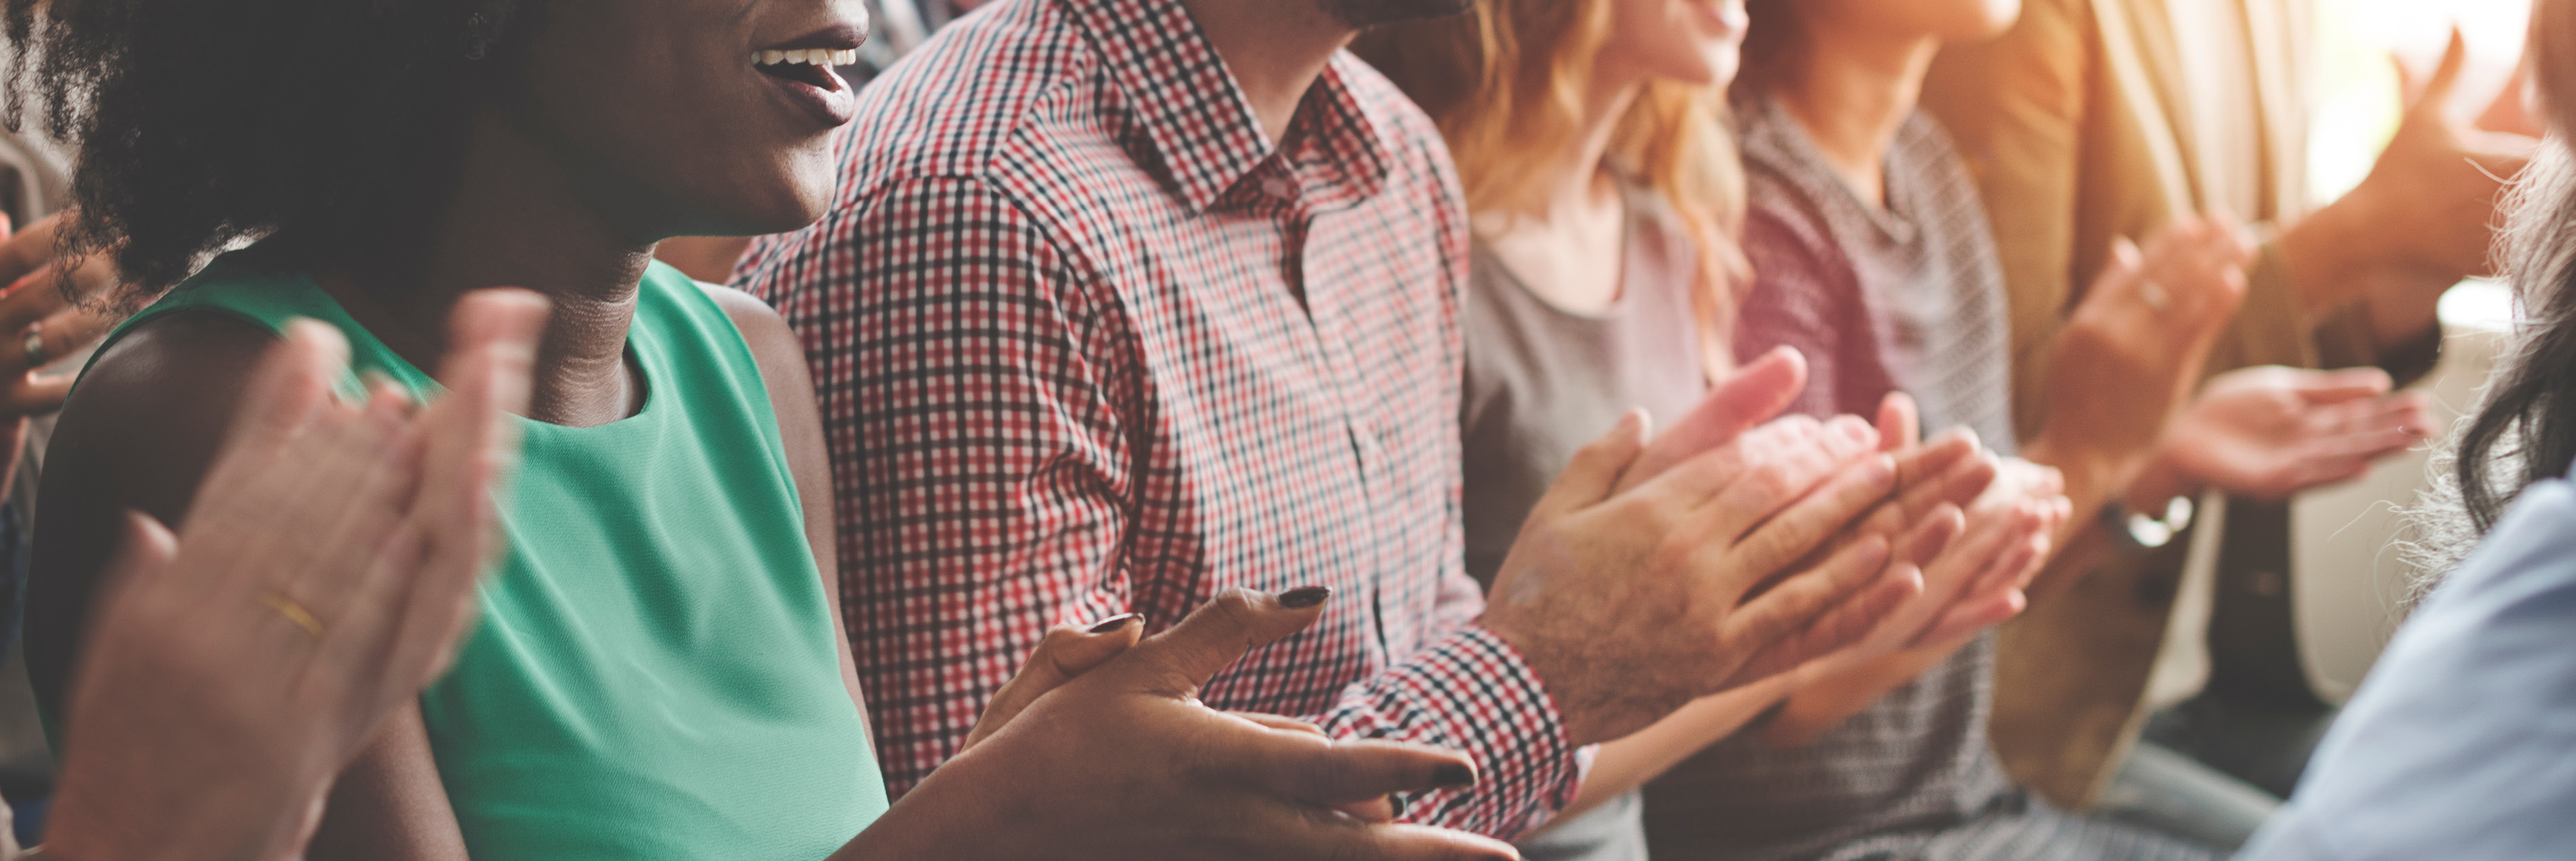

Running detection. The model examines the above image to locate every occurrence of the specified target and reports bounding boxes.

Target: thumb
[1874,391,1920,452]
[2093,236,2144,300]
[964,613,1144,749]
[1531,409,1649,517]
[2291,367,2395,405]
[1104,587,1331,698]
[2402,27,2470,116]
[98,510,181,601]
[1623,347,1807,491]
[222,319,352,456]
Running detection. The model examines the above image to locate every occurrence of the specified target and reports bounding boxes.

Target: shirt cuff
[1352,622,1583,839]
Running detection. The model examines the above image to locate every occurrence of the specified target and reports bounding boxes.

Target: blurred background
[2292,0,2526,706]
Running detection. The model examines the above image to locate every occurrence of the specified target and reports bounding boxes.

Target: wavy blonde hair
[1354,0,1751,374]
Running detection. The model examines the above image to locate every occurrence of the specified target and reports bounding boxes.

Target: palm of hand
[2162,367,2432,500]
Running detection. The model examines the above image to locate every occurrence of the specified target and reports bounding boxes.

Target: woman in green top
[8,0,1514,859]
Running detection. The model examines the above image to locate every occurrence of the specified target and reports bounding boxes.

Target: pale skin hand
[1481,346,1952,747]
[842,588,1520,861]
[1763,454,2070,749]
[1528,391,2013,828]
[39,290,545,861]
[2279,28,2537,344]
[2024,214,2253,548]
[2130,365,2438,505]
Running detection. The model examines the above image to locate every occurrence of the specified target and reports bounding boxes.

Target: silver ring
[2138,279,2171,312]
[20,321,44,368]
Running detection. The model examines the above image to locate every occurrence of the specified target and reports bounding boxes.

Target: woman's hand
[40,290,546,861]
[2141,365,2438,503]
[849,588,1521,861]
[0,213,127,497]
[2029,213,2254,513]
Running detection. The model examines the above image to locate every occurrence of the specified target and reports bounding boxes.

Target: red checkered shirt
[733,0,1579,838]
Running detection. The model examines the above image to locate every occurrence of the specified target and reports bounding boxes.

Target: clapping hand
[860,588,1520,861]
[2032,214,2253,496]
[2148,365,2437,502]
[41,290,546,861]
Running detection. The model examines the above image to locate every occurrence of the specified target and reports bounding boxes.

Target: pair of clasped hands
[34,282,2056,861]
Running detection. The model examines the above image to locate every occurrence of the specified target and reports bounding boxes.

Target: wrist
[2278,195,2388,315]
[2022,432,2144,527]
[2122,449,2198,513]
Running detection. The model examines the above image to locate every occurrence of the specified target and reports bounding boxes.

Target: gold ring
[19,321,43,367]
[262,590,325,639]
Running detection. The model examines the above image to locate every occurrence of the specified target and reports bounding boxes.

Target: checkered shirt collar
[1059,0,1392,213]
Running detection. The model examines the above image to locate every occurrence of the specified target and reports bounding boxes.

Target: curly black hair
[3,0,554,306]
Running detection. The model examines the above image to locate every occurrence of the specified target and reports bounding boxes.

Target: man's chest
[1085,188,1464,618]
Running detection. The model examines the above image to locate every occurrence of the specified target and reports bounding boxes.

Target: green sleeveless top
[87,257,888,859]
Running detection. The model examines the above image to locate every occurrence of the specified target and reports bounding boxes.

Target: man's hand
[2143,365,2436,502]
[2030,216,2252,506]
[860,588,1520,861]
[43,290,544,861]
[1478,350,1934,746]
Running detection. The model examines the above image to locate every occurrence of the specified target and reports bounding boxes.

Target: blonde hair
[1354,1,1751,375]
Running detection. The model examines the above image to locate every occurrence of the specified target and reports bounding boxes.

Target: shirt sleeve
[2240,478,2576,861]
[739,174,1583,837]
[1327,577,1584,839]
[736,174,1146,797]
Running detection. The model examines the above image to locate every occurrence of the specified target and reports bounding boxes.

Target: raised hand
[40,289,545,861]
[2030,214,2253,504]
[854,588,1521,861]
[2379,28,2537,283]
[2146,365,2437,502]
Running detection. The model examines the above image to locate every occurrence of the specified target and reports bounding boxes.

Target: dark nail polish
[1279,586,1333,608]
[1387,791,1408,820]
[1087,613,1140,634]
[1432,763,1475,788]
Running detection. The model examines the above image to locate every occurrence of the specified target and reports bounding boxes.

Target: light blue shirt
[2238,473,2576,860]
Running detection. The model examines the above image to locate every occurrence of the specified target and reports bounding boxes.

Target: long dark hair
[2453,0,2576,533]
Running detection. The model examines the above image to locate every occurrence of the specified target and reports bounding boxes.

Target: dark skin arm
[29,311,472,860]
[703,285,872,729]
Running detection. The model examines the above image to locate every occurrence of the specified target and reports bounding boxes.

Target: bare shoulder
[56,310,282,504]
[27,309,281,710]
[697,282,805,369]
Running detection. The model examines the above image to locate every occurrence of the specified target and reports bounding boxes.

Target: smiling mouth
[753,48,858,89]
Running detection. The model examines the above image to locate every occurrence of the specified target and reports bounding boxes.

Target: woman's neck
[1770,28,1943,207]
[323,111,654,428]
[1476,73,1641,315]
[1537,74,1643,223]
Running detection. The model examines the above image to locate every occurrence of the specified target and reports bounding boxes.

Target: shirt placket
[1249,151,1396,662]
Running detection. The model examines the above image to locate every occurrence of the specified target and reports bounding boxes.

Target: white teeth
[753,47,858,67]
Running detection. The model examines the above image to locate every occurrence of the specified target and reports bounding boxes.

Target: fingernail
[1279,586,1332,608]
[1087,613,1140,634]
[1388,791,1408,820]
[1829,415,1874,445]
[1432,763,1476,788]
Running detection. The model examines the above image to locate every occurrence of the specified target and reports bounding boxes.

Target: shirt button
[1262,178,1296,199]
